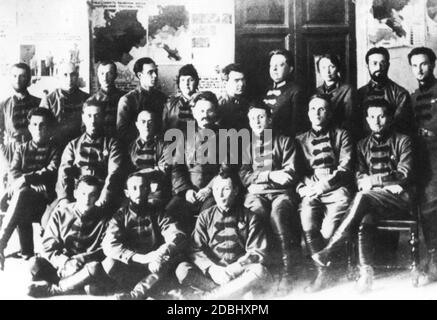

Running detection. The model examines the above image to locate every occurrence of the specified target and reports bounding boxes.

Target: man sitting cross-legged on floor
[27,175,110,298]
[311,98,414,293]
[175,165,271,300]
[296,94,353,292]
[0,107,60,269]
[101,172,187,300]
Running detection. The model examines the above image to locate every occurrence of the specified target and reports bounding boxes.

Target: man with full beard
[357,47,414,138]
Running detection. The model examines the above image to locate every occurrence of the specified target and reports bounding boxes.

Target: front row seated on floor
[26,166,271,299]
[27,172,186,299]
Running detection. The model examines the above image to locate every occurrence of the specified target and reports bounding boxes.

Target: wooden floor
[0,224,436,300]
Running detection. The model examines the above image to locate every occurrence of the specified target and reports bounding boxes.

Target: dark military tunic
[316,82,359,139]
[40,88,89,147]
[263,80,308,136]
[0,92,41,163]
[358,79,414,137]
[412,77,437,249]
[162,94,193,131]
[89,87,125,138]
[217,94,250,130]
[117,86,167,145]
[56,133,123,204]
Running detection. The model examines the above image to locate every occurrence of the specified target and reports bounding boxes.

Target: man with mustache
[357,47,414,139]
[165,91,220,233]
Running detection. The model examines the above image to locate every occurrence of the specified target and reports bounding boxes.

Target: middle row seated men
[24,91,411,298]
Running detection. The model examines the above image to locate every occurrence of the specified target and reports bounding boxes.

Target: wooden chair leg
[410,228,420,287]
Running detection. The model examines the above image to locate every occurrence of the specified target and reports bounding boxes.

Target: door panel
[236,0,356,99]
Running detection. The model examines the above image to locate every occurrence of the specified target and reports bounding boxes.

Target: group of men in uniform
[0,44,437,299]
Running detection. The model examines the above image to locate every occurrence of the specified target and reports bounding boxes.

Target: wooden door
[235,0,356,99]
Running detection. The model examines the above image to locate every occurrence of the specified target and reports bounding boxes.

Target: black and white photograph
[0,0,437,303]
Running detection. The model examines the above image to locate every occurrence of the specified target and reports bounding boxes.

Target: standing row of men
[0,45,437,298]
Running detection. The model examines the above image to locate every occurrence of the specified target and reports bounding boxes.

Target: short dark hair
[76,175,103,190]
[248,101,272,118]
[27,107,56,128]
[363,98,395,117]
[133,57,156,76]
[12,63,31,86]
[408,47,437,65]
[190,91,218,109]
[97,60,117,73]
[365,47,390,64]
[83,98,105,111]
[222,63,245,81]
[269,49,294,68]
[177,64,199,89]
[217,164,242,190]
[309,93,332,110]
[316,54,342,73]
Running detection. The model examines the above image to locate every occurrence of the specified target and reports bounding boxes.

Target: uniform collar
[419,76,437,92]
[136,136,156,148]
[371,129,391,144]
[12,90,29,101]
[273,81,287,89]
[323,81,339,93]
[311,126,329,137]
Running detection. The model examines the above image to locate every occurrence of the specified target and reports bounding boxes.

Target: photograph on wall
[367,0,427,48]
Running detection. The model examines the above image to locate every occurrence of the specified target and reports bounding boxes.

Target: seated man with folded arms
[27,175,109,298]
[239,103,301,293]
[296,94,353,292]
[311,99,414,293]
[0,108,60,269]
[101,172,187,300]
[128,109,171,209]
[175,165,270,300]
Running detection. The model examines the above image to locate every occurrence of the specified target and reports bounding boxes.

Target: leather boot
[276,239,300,295]
[0,250,4,271]
[418,249,437,286]
[357,224,375,267]
[115,273,160,300]
[356,265,374,293]
[304,231,332,292]
[312,193,371,267]
[27,267,93,298]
